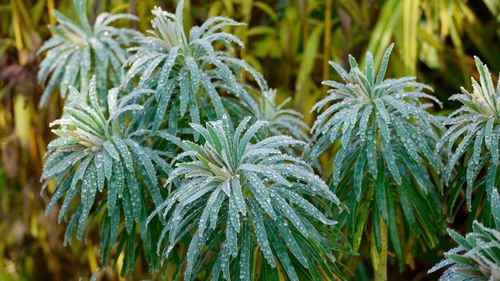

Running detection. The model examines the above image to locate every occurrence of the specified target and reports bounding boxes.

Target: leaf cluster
[438,57,500,222]
[124,2,267,134]
[151,116,341,281]
[428,190,500,281]
[37,0,138,106]
[41,79,169,273]
[310,44,445,263]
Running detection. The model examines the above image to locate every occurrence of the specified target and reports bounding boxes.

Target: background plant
[37,0,138,106]
[310,45,445,280]
[257,88,310,142]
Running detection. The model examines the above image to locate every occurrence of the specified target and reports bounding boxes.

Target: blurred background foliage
[0,0,498,280]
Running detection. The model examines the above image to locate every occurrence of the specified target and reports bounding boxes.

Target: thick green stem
[370,218,388,281]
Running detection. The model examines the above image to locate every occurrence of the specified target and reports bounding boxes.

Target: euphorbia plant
[438,57,499,226]
[37,0,138,106]
[124,0,267,134]
[310,44,445,280]
[40,78,169,274]
[150,115,343,281]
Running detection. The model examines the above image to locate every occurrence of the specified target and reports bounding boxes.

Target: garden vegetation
[1,0,498,280]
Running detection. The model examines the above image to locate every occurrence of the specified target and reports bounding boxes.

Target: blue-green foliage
[257,89,310,142]
[438,57,499,222]
[150,116,341,281]
[310,44,445,265]
[428,189,500,281]
[37,0,138,106]
[40,78,169,274]
[41,0,500,279]
[124,0,267,135]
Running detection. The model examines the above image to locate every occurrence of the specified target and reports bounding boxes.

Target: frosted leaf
[246,173,276,219]
[228,193,241,232]
[278,188,336,225]
[268,229,299,281]
[121,187,134,233]
[332,148,346,187]
[45,175,72,215]
[103,141,120,161]
[239,221,250,281]
[112,137,134,173]
[179,69,191,117]
[185,56,200,92]
[231,175,246,216]
[382,139,402,185]
[393,119,420,163]
[94,153,105,192]
[219,56,267,90]
[125,52,161,83]
[153,79,175,132]
[376,111,391,143]
[225,216,238,256]
[78,162,98,239]
[444,127,478,183]
[467,131,484,192]
[128,140,157,186]
[249,204,276,267]
[271,193,308,237]
[207,195,225,230]
[125,171,141,221]
[138,54,166,86]
[365,124,377,177]
[276,216,308,267]
[239,164,290,187]
[102,151,113,180]
[200,72,225,117]
[107,88,119,115]
[184,229,207,280]
[58,182,80,223]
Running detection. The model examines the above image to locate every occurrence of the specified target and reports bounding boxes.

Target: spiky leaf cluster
[150,116,341,281]
[257,89,309,142]
[37,0,138,106]
[310,44,444,263]
[124,0,267,134]
[438,57,499,215]
[41,78,168,272]
[428,190,500,281]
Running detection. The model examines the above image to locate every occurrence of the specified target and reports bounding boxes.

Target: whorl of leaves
[437,57,499,211]
[310,44,444,261]
[40,78,168,273]
[149,116,341,281]
[37,0,138,106]
[428,189,500,281]
[257,89,309,142]
[124,0,267,134]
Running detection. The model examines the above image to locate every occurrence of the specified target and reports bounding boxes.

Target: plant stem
[370,218,388,281]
